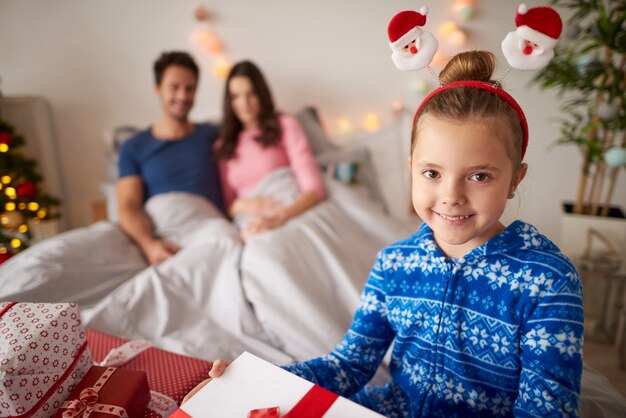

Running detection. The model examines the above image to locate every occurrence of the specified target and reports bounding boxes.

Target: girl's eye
[421,170,440,179]
[470,173,491,182]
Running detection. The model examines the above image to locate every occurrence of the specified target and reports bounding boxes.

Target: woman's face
[229,75,261,129]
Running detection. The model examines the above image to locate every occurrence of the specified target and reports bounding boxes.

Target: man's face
[155,65,197,122]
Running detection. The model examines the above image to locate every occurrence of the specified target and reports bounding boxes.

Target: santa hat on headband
[388,7,429,49]
[515,4,562,50]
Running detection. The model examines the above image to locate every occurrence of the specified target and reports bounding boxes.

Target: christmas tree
[0,118,60,263]
[533,0,626,217]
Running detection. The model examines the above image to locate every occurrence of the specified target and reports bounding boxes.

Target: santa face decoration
[388,8,438,71]
[501,4,563,71]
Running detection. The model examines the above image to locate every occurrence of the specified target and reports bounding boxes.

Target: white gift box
[176,351,384,417]
[0,302,92,418]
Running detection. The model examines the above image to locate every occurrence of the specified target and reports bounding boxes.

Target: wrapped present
[85,329,212,417]
[54,366,150,418]
[175,352,384,418]
[0,302,92,418]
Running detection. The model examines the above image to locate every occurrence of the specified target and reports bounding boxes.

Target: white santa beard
[501,31,554,71]
[391,31,438,72]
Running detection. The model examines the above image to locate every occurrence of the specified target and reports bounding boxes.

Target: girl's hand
[181,359,232,404]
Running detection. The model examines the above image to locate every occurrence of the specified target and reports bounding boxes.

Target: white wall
[0,0,624,242]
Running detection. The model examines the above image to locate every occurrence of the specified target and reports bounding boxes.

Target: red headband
[413,80,529,159]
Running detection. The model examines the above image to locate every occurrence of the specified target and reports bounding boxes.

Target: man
[0,51,228,305]
[117,52,223,264]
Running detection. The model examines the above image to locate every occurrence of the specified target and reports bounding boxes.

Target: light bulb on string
[213,58,231,80]
[4,187,16,199]
[337,118,354,136]
[0,144,8,153]
[5,202,15,211]
[453,1,475,22]
[1,176,11,184]
[37,209,47,219]
[10,238,21,249]
[448,29,468,48]
[27,202,39,211]
[439,21,457,38]
[192,30,223,55]
[18,224,28,233]
[363,113,381,132]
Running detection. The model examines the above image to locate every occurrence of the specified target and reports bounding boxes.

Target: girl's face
[410,115,527,258]
[229,75,261,129]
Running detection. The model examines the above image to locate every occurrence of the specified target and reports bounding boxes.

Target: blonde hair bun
[439,51,496,84]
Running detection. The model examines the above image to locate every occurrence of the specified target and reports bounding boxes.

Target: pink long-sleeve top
[219,114,326,209]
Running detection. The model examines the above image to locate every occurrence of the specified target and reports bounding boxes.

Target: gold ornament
[0,211,25,230]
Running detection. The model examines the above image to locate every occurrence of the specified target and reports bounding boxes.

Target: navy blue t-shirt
[118,123,224,212]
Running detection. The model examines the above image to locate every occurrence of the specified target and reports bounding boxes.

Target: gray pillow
[294,106,337,156]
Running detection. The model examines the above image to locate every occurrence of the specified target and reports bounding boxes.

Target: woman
[216,60,325,240]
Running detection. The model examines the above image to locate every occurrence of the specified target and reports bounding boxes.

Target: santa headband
[413,81,529,159]
[387,4,563,160]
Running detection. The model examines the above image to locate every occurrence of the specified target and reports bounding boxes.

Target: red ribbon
[283,385,339,418]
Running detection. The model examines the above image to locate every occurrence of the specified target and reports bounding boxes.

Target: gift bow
[61,367,129,418]
[63,387,99,417]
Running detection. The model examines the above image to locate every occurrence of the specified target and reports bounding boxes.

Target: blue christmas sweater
[283,220,583,417]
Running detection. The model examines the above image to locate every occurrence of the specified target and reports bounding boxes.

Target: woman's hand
[242,208,289,241]
[231,196,284,218]
[181,359,232,404]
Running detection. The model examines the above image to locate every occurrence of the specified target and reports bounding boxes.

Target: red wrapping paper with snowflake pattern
[0,302,92,418]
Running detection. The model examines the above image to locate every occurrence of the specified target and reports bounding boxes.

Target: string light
[0,247,6,254]
[5,202,15,211]
[18,224,28,233]
[212,58,231,79]
[10,238,21,249]
[27,202,39,211]
[18,203,25,210]
[363,113,381,132]
[0,144,8,153]
[439,21,458,38]
[453,0,475,21]
[448,29,468,48]
[37,209,47,218]
[1,176,11,184]
[337,118,354,135]
[4,187,16,199]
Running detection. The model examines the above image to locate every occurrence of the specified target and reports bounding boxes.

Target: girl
[186,51,583,417]
[216,60,326,240]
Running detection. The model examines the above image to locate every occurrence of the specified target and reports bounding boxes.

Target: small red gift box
[85,330,212,412]
[0,302,92,418]
[55,366,150,418]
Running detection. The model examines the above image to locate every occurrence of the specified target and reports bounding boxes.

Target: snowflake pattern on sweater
[283,221,583,418]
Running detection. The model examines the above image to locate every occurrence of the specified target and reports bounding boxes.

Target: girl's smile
[410,115,526,258]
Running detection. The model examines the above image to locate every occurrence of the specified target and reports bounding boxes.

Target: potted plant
[533,0,626,258]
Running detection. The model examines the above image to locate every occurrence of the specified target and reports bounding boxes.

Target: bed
[0,106,624,417]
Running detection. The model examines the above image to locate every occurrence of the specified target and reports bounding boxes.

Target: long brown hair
[216,61,282,160]
[412,51,525,176]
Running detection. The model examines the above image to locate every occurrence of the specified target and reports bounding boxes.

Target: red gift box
[0,302,92,418]
[55,366,150,418]
[85,330,212,416]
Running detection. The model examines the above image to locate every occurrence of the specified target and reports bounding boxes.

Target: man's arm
[116,176,179,265]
